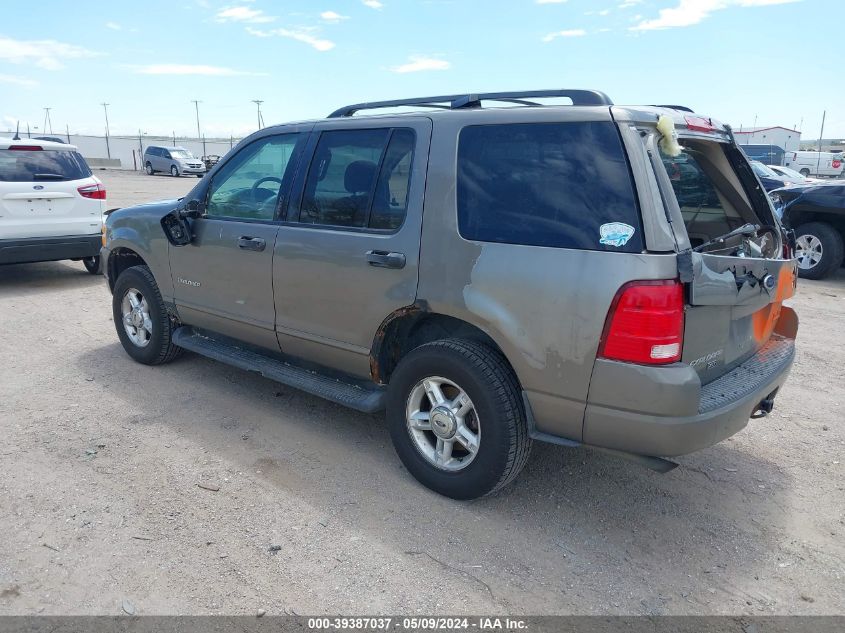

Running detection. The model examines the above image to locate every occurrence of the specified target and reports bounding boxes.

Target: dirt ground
[0,170,842,616]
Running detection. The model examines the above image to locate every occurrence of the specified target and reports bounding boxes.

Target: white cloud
[542,29,587,41]
[536,0,568,3]
[0,73,37,87]
[631,0,800,31]
[320,10,349,22]
[389,56,450,73]
[362,0,383,8]
[0,36,100,70]
[105,21,122,30]
[245,27,335,51]
[132,64,265,76]
[618,0,642,7]
[215,6,276,23]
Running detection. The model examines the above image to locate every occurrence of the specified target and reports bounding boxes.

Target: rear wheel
[145,162,154,175]
[799,168,811,177]
[387,339,531,499]
[170,165,179,177]
[112,265,182,365]
[82,256,100,275]
[794,221,844,280]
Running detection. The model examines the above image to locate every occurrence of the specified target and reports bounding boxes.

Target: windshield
[0,149,92,182]
[750,161,778,178]
[170,150,193,159]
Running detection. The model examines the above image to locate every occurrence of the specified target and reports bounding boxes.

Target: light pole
[191,100,202,140]
[252,100,264,130]
[43,107,53,135]
[101,102,111,159]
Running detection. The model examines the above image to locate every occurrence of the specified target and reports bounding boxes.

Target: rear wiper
[693,223,759,252]
[32,173,67,181]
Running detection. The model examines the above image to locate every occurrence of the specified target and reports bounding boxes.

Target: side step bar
[172,327,386,413]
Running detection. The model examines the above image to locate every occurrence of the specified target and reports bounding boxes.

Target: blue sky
[1,0,842,139]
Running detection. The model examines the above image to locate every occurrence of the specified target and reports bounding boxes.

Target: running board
[172,327,386,413]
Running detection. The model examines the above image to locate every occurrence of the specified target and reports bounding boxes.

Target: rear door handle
[237,236,266,252]
[366,250,406,269]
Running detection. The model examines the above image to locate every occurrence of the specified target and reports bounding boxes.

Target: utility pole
[252,100,264,130]
[816,110,826,175]
[191,100,202,140]
[101,102,111,159]
[43,107,53,134]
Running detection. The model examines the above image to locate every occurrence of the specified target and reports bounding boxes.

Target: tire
[387,339,531,500]
[112,265,182,365]
[794,222,844,280]
[82,256,100,275]
[170,165,179,177]
[196,174,203,178]
[145,162,154,175]
[799,168,811,177]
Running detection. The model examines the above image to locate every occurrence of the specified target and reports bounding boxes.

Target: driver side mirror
[180,198,204,218]
[162,207,195,246]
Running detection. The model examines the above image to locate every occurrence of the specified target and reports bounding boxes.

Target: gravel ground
[0,170,842,616]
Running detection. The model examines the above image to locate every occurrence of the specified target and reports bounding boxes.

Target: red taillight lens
[9,145,43,151]
[599,280,685,365]
[684,115,716,133]
[78,183,106,200]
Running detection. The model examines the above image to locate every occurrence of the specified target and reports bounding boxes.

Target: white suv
[0,137,106,273]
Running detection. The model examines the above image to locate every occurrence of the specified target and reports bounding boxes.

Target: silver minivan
[143,146,205,177]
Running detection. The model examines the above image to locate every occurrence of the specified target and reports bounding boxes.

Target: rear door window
[0,149,92,182]
[457,122,643,252]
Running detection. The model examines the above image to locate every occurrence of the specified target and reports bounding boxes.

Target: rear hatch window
[0,149,92,182]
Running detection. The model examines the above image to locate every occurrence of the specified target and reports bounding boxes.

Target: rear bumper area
[583,334,796,457]
[0,234,101,265]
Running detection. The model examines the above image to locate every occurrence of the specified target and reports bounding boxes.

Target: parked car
[750,160,792,191]
[772,182,845,279]
[739,143,785,166]
[768,164,823,185]
[1,137,105,273]
[784,150,844,178]
[143,146,205,177]
[102,90,798,499]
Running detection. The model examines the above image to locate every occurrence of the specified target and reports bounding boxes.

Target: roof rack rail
[652,104,695,113]
[328,89,613,118]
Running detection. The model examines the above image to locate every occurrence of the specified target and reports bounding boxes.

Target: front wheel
[794,222,844,280]
[82,256,100,275]
[170,165,179,177]
[112,265,182,365]
[387,339,531,500]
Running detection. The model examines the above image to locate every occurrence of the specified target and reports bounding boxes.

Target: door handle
[237,236,266,252]
[366,250,406,269]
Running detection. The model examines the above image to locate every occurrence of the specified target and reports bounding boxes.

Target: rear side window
[457,122,642,252]
[0,149,92,182]
[299,128,415,231]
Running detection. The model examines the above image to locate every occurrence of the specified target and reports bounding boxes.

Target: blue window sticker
[599,222,635,247]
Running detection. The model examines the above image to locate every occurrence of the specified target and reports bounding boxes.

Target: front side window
[206,134,301,221]
[298,128,415,231]
[457,122,643,251]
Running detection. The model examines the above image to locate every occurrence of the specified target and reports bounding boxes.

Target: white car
[768,164,824,185]
[0,137,105,273]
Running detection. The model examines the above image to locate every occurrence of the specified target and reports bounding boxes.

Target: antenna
[13,121,21,141]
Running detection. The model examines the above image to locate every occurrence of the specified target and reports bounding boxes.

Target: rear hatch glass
[0,149,92,182]
[655,137,796,384]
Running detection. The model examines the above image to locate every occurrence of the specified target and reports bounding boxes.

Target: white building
[733,126,801,152]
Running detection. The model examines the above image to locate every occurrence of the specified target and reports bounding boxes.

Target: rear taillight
[599,280,685,365]
[78,183,106,200]
[9,145,43,151]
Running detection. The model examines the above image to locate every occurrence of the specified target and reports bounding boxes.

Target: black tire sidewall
[387,343,518,500]
[112,267,172,364]
[145,162,153,175]
[171,165,179,177]
[83,256,100,274]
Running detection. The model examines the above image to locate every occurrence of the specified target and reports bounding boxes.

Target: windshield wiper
[693,223,759,253]
[32,173,68,181]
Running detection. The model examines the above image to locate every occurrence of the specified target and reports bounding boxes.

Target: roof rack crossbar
[328,89,613,118]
